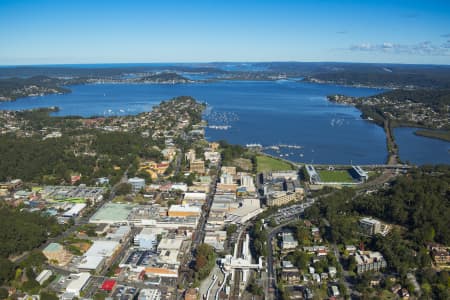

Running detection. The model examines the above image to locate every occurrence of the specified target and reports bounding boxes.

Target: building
[267,191,298,207]
[281,261,301,284]
[134,229,158,250]
[189,159,205,174]
[36,270,52,285]
[220,173,234,185]
[63,203,87,217]
[183,192,207,204]
[77,240,120,272]
[240,175,255,191]
[139,289,162,300]
[221,166,236,176]
[359,217,382,235]
[168,204,201,218]
[101,279,116,292]
[281,232,298,250]
[204,151,221,164]
[89,203,135,224]
[352,165,369,182]
[184,288,198,300]
[157,237,184,252]
[43,243,73,266]
[128,177,146,193]
[271,170,298,181]
[431,246,450,266]
[354,250,387,274]
[65,273,91,297]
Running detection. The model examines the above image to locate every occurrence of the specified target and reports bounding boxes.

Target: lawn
[256,155,294,173]
[317,170,354,183]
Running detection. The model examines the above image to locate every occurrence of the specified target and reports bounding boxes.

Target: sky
[0,0,449,65]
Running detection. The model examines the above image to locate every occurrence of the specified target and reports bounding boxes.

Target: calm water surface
[0,80,446,165]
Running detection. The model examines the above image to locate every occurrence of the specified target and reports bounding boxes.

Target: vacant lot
[318,170,354,183]
[256,155,294,173]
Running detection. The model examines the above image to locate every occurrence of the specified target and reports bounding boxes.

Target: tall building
[359,217,381,235]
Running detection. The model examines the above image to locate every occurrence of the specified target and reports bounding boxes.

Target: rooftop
[90,203,135,224]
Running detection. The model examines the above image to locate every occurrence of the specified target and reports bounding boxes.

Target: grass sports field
[256,155,294,173]
[317,169,355,183]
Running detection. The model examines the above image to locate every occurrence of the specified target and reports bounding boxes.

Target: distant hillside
[137,72,193,83]
[376,89,450,108]
[304,64,450,89]
[0,76,70,101]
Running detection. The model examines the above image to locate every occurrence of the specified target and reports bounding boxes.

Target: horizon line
[1,60,450,68]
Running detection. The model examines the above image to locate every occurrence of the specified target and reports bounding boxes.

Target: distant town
[0,94,448,300]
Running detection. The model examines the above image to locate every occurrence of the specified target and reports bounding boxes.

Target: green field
[318,170,355,183]
[256,155,294,173]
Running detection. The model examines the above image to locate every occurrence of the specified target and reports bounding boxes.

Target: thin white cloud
[350,41,450,56]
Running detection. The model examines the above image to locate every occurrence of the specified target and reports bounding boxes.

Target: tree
[0,288,8,300]
[115,183,132,195]
[0,258,15,285]
[40,292,59,300]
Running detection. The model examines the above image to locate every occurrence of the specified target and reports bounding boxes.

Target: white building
[220,173,234,185]
[170,183,188,192]
[128,177,146,193]
[138,289,162,300]
[65,273,91,297]
[36,269,52,285]
[282,232,298,250]
[134,229,158,250]
[77,240,119,272]
[240,175,255,190]
[63,203,87,217]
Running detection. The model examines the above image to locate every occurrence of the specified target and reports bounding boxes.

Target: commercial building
[157,237,184,252]
[168,204,201,218]
[138,289,162,300]
[267,191,298,207]
[77,240,120,272]
[183,192,207,205]
[65,273,91,297]
[128,177,146,193]
[359,217,382,235]
[89,203,135,224]
[134,228,158,250]
[63,203,87,217]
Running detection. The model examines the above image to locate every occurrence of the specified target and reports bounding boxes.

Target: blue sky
[0,0,449,65]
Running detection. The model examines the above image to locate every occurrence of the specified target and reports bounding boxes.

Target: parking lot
[270,198,315,225]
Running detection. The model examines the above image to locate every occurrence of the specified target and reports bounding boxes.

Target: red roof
[101,279,116,291]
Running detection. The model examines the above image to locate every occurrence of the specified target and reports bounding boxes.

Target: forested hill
[136,72,193,83]
[304,64,450,89]
[0,76,69,101]
[374,89,450,108]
